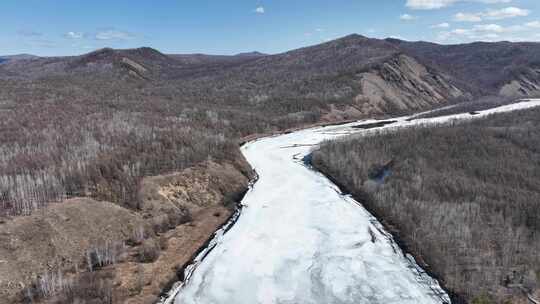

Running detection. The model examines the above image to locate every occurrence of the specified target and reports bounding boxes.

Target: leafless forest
[0,87,244,216]
[313,107,540,303]
[3,35,540,218]
[0,60,324,217]
[0,35,456,217]
[1,40,392,217]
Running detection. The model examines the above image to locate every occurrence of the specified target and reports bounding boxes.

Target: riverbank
[165,99,540,304]
[168,110,458,304]
[312,101,540,303]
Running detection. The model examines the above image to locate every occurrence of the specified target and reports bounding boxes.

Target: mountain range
[2,34,539,119]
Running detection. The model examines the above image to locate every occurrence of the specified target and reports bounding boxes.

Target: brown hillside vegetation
[313,107,540,303]
[0,160,249,303]
[0,35,467,218]
[387,39,540,97]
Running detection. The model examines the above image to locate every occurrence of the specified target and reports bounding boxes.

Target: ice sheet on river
[168,100,540,304]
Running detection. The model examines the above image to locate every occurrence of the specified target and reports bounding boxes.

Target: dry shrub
[137,239,161,263]
[23,270,113,304]
[86,241,126,272]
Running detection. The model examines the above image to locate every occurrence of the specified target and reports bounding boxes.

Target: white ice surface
[166,99,540,304]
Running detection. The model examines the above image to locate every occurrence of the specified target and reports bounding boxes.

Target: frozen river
[163,99,540,304]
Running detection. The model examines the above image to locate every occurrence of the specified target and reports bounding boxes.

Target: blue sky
[1,0,540,56]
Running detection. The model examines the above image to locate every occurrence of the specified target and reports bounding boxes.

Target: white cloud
[454,12,483,22]
[305,28,324,38]
[481,0,512,3]
[400,14,417,21]
[454,6,529,22]
[24,38,56,48]
[254,6,265,14]
[406,0,511,10]
[474,23,505,32]
[452,28,469,34]
[525,21,540,28]
[483,7,529,20]
[95,29,134,41]
[431,22,450,28]
[65,31,84,39]
[407,0,457,10]
[17,29,43,37]
[388,35,408,40]
[436,20,540,43]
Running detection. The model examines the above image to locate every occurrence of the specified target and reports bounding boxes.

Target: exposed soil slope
[387,38,540,97]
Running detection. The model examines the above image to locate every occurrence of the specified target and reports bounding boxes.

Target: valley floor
[165,99,540,304]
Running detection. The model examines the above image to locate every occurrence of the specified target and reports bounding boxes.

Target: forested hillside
[313,107,540,303]
[0,34,469,217]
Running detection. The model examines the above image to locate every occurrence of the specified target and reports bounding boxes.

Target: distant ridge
[235,51,267,57]
[2,33,540,101]
[0,54,39,63]
[386,38,540,96]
